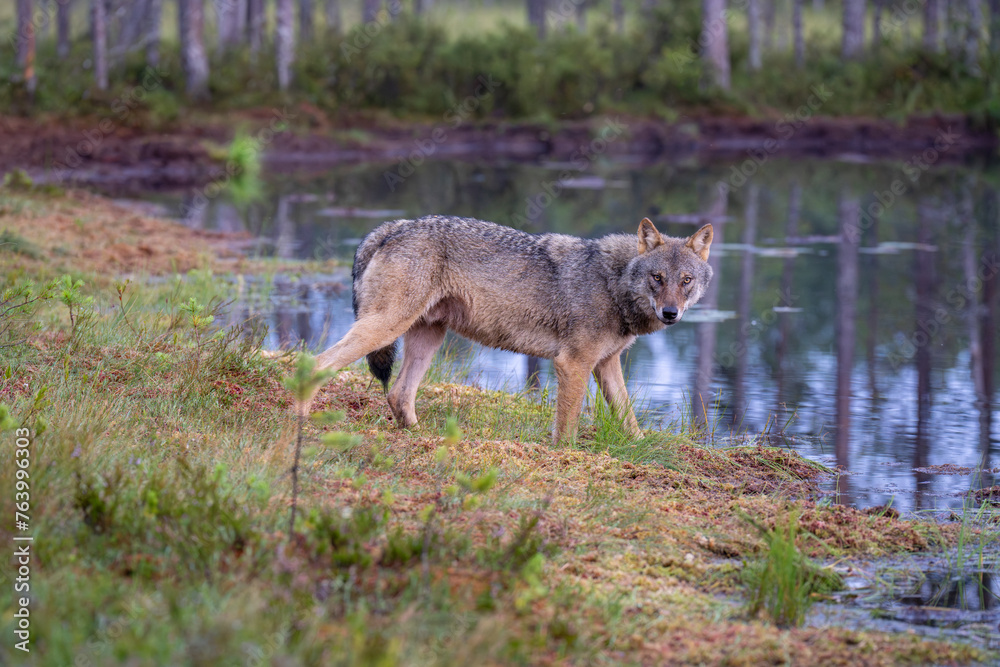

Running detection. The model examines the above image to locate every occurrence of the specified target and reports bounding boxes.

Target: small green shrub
[741,510,843,627]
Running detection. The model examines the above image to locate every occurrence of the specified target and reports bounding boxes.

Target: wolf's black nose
[662,306,678,321]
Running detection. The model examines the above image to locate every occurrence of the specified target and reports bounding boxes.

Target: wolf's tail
[366,344,396,392]
[352,223,401,393]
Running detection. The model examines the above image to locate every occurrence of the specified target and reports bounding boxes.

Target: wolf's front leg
[552,351,593,445]
[593,354,643,439]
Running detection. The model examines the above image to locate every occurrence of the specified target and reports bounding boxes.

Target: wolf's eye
[652,274,663,284]
[682,276,692,285]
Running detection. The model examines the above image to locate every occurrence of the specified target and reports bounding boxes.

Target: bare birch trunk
[179,0,209,98]
[276,0,295,91]
[527,0,547,38]
[145,0,162,67]
[924,0,940,50]
[991,0,1000,53]
[326,0,342,31]
[16,0,37,95]
[92,0,108,90]
[613,0,624,34]
[792,0,804,66]
[215,0,241,51]
[966,0,983,70]
[872,0,883,50]
[701,0,730,89]
[299,0,314,42]
[363,0,380,22]
[748,0,762,69]
[248,0,265,54]
[842,0,864,58]
[57,0,72,59]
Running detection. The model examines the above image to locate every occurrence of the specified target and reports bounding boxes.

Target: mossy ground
[0,189,993,665]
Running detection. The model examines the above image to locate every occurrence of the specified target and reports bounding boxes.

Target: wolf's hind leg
[387,322,447,428]
[593,354,642,439]
[314,313,421,373]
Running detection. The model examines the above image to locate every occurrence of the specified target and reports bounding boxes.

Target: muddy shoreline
[3,112,995,191]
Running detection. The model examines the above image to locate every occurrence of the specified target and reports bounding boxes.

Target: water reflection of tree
[913,199,935,510]
[691,186,727,427]
[966,182,997,491]
[732,184,758,428]
[775,182,800,429]
[835,192,860,506]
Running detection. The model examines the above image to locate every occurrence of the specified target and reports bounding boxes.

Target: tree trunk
[991,0,1000,54]
[57,0,72,59]
[299,0,314,42]
[248,0,265,54]
[276,0,294,91]
[775,0,788,50]
[613,0,624,34]
[842,0,864,58]
[326,0,342,31]
[117,0,147,55]
[924,0,940,50]
[966,0,983,70]
[701,0,730,89]
[576,0,586,32]
[763,0,775,52]
[145,0,162,67]
[178,0,209,98]
[946,0,959,56]
[363,0,380,22]
[527,0,547,39]
[792,0,804,66]
[15,0,37,96]
[872,0,883,50]
[38,0,50,42]
[215,0,241,51]
[748,0,762,69]
[92,0,108,90]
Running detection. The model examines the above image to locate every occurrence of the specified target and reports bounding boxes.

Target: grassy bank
[0,186,995,665]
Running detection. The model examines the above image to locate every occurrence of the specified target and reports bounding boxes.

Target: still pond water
[142,154,1000,517]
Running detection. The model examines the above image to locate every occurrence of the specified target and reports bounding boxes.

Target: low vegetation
[3,8,997,125]
[0,186,995,664]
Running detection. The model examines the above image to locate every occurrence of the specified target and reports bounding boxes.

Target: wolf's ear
[686,224,713,261]
[637,218,664,254]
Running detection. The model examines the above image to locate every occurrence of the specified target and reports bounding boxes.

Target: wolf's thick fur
[316,216,714,443]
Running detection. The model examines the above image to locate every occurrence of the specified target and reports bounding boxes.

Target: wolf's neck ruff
[315,215,713,445]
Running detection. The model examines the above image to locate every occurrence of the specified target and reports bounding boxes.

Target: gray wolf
[315,216,714,444]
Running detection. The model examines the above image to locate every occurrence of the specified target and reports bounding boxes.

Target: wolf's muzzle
[657,305,679,325]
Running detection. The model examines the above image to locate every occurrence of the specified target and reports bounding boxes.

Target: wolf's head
[627,218,714,327]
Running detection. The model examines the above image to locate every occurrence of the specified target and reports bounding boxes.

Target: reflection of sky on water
[170,156,1000,516]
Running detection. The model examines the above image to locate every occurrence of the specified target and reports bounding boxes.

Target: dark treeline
[6,0,1000,119]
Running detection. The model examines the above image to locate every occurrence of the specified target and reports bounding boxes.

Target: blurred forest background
[3,0,1000,121]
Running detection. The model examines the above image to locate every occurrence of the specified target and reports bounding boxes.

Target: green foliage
[741,510,843,627]
[283,353,337,408]
[0,404,17,431]
[0,228,42,259]
[4,10,993,123]
[226,132,265,208]
[73,458,265,575]
[0,278,56,348]
[58,274,95,339]
[2,168,34,190]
